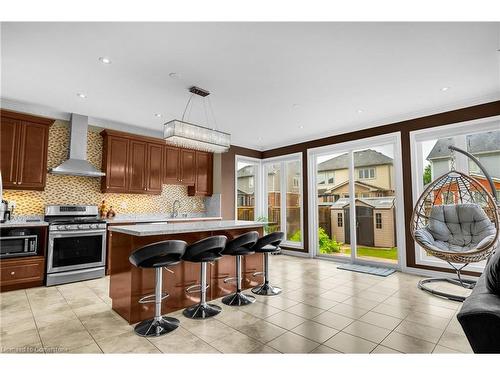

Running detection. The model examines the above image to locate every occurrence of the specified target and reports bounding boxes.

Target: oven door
[47,229,106,273]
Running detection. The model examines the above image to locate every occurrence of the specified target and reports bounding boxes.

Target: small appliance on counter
[45,205,107,286]
[0,200,11,223]
[0,228,38,258]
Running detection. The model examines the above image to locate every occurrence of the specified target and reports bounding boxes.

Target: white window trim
[307,132,406,270]
[262,152,304,249]
[234,155,263,220]
[409,115,500,273]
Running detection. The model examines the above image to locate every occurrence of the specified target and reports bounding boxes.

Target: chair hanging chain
[450,148,456,171]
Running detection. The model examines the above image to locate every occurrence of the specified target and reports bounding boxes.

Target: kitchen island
[108,220,265,324]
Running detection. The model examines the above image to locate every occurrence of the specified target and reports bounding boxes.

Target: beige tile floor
[0,255,472,354]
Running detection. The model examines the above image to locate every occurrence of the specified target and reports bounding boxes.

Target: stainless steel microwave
[0,234,38,258]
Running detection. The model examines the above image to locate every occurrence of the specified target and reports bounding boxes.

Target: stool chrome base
[252,282,282,296]
[134,316,180,337]
[183,303,222,319]
[222,291,256,306]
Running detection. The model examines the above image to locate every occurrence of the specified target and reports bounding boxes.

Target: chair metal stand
[134,267,180,337]
[222,255,256,306]
[251,252,281,296]
[183,262,222,319]
[418,262,476,302]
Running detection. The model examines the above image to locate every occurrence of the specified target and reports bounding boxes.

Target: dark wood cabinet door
[188,151,213,196]
[180,149,195,185]
[16,122,49,189]
[128,140,147,193]
[102,136,129,192]
[146,143,163,194]
[0,117,20,188]
[163,146,180,184]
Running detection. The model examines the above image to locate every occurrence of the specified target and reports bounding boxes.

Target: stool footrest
[138,292,169,304]
[186,284,210,294]
[252,271,264,277]
[223,276,238,284]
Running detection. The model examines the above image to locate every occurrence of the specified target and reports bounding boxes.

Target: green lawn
[343,246,398,260]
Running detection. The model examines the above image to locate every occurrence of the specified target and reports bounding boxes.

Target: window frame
[337,212,343,227]
[410,115,500,273]
[234,155,263,221]
[375,213,382,229]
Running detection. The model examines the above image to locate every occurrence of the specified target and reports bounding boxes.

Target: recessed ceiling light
[98,57,112,64]
[292,104,300,109]
[441,87,450,92]
[298,125,304,129]
[154,113,162,118]
[357,109,363,114]
[76,93,87,99]
[169,72,180,79]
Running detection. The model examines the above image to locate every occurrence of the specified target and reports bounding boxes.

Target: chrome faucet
[172,200,181,218]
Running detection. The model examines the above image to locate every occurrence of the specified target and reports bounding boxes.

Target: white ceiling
[1,22,499,150]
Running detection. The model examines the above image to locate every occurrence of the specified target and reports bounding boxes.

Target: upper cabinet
[163,146,180,184]
[101,130,211,195]
[0,110,53,191]
[180,149,196,185]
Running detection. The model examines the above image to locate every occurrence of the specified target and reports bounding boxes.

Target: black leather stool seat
[222,231,259,256]
[128,240,187,337]
[183,235,227,263]
[181,236,227,319]
[221,231,259,306]
[129,240,186,268]
[252,231,284,253]
[251,232,284,296]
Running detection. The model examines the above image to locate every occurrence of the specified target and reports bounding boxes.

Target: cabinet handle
[10,271,15,275]
[13,182,17,185]
[18,182,22,185]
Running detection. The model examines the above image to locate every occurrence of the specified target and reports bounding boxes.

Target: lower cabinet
[0,256,45,292]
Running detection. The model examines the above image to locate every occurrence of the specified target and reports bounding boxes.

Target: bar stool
[251,231,284,296]
[182,235,227,319]
[129,240,187,337]
[221,231,259,306]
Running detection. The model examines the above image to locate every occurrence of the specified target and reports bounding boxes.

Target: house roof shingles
[427,131,500,160]
[318,149,393,171]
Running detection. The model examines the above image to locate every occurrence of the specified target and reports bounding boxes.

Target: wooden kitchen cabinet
[101,129,214,195]
[128,140,147,193]
[101,134,129,193]
[0,110,53,191]
[162,146,180,184]
[180,149,196,185]
[146,143,163,193]
[188,151,213,196]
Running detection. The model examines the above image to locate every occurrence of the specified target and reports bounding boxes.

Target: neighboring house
[330,197,396,248]
[426,132,500,203]
[317,149,395,203]
[236,165,256,207]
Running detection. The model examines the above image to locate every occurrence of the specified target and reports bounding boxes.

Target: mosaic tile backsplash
[2,120,206,216]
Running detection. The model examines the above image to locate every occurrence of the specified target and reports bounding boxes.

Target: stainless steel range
[45,205,106,286]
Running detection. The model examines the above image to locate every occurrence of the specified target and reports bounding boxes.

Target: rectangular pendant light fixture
[163,120,231,153]
[163,86,231,153]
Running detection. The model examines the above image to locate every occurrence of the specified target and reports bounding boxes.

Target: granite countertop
[108,220,265,236]
[106,214,222,224]
[0,216,48,228]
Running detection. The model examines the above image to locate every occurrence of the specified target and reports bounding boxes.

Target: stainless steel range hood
[49,114,105,177]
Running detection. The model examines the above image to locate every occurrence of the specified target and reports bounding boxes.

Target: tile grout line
[24,289,46,353]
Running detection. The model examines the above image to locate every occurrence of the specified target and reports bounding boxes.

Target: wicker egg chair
[411,147,499,302]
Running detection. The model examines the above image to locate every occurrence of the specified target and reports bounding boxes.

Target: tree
[423,164,432,185]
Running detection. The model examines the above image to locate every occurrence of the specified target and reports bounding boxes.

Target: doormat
[337,263,396,277]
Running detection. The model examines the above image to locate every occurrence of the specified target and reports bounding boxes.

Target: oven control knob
[91,224,97,229]
[58,225,65,230]
[65,225,72,230]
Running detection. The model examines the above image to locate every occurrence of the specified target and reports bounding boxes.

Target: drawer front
[1,258,44,285]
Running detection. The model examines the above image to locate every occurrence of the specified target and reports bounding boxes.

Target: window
[358,168,375,179]
[263,153,303,248]
[327,171,335,184]
[318,172,326,185]
[236,158,261,221]
[375,213,382,229]
[337,213,343,227]
[248,177,254,189]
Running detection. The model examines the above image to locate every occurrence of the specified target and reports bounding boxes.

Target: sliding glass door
[235,157,261,221]
[308,133,404,268]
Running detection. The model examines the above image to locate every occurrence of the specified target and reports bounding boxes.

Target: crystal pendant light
[163,86,231,153]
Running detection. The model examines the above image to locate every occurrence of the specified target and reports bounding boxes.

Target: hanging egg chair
[410,146,500,302]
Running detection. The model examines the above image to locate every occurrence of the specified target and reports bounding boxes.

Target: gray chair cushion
[485,249,500,295]
[415,204,496,253]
